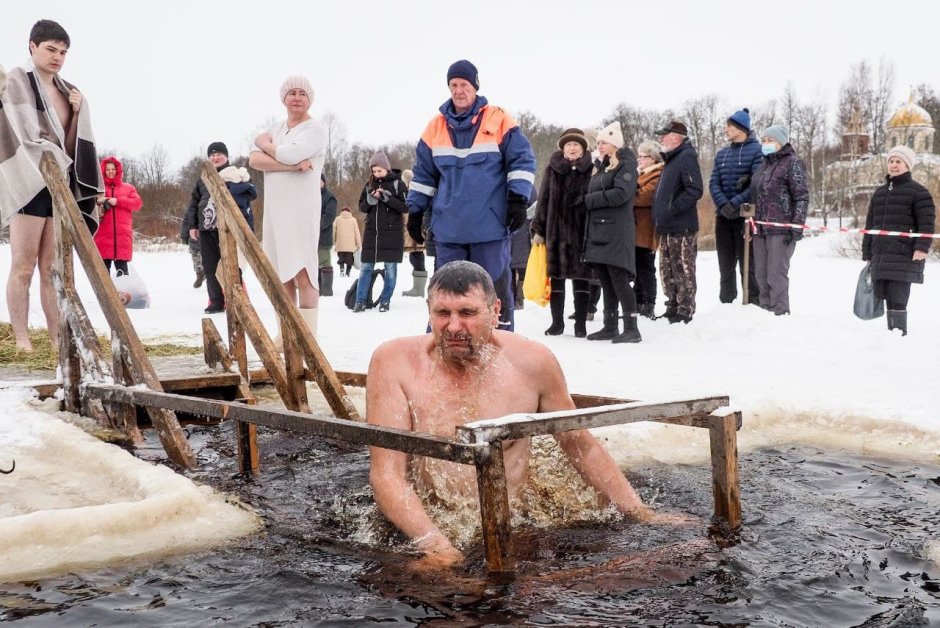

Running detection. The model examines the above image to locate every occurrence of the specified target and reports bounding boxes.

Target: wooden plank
[475,443,515,578]
[202,163,358,421]
[40,152,196,468]
[571,393,634,408]
[202,318,232,370]
[458,397,730,443]
[235,421,260,475]
[111,332,142,443]
[82,383,479,464]
[217,216,249,379]
[52,200,80,413]
[709,411,742,529]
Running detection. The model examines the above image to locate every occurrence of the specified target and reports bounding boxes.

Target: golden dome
[887,97,933,128]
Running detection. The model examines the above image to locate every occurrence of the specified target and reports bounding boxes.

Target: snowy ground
[0,233,938,580]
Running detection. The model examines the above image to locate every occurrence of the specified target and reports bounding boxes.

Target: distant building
[825,97,940,225]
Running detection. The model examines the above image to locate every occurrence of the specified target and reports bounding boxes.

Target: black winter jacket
[582,148,638,274]
[358,170,406,264]
[182,163,226,237]
[319,186,337,248]
[532,150,594,279]
[863,172,935,284]
[652,139,703,234]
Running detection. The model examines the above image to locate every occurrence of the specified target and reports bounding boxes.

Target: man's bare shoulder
[492,331,560,373]
[369,334,433,374]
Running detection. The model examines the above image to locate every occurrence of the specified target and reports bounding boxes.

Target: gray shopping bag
[853,262,884,320]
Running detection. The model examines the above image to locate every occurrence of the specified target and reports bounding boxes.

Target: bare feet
[14,336,33,353]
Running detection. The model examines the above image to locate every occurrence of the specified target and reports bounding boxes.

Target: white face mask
[761,143,778,156]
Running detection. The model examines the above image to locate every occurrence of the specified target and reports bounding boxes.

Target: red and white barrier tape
[747,218,940,239]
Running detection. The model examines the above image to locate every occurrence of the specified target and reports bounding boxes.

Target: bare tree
[603,103,663,152]
[138,144,173,188]
[914,83,940,154]
[321,111,349,185]
[868,58,896,153]
[780,82,799,148]
[681,94,724,162]
[750,99,778,135]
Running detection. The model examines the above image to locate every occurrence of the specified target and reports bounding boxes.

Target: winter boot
[193,271,205,289]
[887,309,908,336]
[319,267,334,297]
[402,270,428,297]
[514,276,525,311]
[544,290,565,335]
[637,302,656,319]
[587,310,618,341]
[613,313,642,343]
[573,290,589,338]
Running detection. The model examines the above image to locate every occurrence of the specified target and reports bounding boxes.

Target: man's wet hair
[30,20,70,49]
[428,261,497,306]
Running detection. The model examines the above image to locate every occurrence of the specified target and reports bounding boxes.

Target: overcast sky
[3,1,937,169]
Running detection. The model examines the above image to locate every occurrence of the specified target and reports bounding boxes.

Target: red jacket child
[94,156,142,263]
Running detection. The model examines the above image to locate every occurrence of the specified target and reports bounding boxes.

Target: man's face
[208,152,228,167]
[428,285,500,364]
[29,40,68,75]
[660,132,682,151]
[725,122,745,143]
[448,78,477,111]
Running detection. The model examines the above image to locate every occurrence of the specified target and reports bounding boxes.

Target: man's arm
[366,341,462,563]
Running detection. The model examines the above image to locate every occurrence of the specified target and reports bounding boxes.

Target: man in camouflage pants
[651,121,703,324]
[181,221,204,288]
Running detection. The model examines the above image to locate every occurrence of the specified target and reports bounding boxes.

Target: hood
[440,94,487,124]
[100,156,124,185]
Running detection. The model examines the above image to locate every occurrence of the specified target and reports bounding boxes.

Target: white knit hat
[596,121,624,149]
[887,145,916,171]
[279,75,314,102]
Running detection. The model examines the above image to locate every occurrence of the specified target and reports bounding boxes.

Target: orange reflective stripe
[421,105,518,151]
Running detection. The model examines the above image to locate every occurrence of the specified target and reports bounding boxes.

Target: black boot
[573,290,589,338]
[887,309,908,336]
[319,267,334,297]
[544,290,565,335]
[613,313,642,343]
[637,302,655,319]
[587,310,618,341]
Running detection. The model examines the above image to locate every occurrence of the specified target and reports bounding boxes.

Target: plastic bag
[522,243,551,307]
[853,261,883,320]
[113,264,151,309]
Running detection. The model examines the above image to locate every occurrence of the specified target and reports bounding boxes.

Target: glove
[378,188,390,201]
[407,211,425,244]
[784,229,803,244]
[735,174,752,193]
[718,203,738,220]
[506,193,528,232]
[531,234,545,246]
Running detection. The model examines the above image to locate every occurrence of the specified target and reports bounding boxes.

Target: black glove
[719,203,738,220]
[506,193,528,232]
[572,194,586,210]
[784,229,803,244]
[735,174,752,193]
[407,211,425,244]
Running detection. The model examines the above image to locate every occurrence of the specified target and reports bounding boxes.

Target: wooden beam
[201,163,358,421]
[457,397,729,443]
[474,443,515,578]
[709,411,742,529]
[82,384,479,464]
[40,152,196,468]
[202,317,232,370]
[111,332,142,443]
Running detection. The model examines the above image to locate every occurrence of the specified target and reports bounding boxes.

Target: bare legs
[7,215,58,351]
[282,267,320,309]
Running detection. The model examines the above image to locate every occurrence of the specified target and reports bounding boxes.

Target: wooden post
[111,332,142,443]
[740,203,755,307]
[708,411,742,529]
[475,443,516,578]
[40,152,196,468]
[201,163,358,421]
[52,195,80,413]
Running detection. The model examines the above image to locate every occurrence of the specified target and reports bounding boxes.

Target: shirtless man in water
[367,260,681,566]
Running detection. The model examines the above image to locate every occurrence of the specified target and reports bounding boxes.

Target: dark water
[2,418,939,627]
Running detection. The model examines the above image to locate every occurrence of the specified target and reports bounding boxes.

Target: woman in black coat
[582,122,641,343]
[354,151,406,312]
[531,128,594,337]
[862,145,936,335]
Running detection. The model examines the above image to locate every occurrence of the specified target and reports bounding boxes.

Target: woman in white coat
[249,75,326,338]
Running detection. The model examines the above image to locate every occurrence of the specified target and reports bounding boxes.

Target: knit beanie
[279,75,313,102]
[446,59,479,90]
[728,108,751,133]
[595,121,624,149]
[762,125,789,146]
[369,150,391,171]
[557,128,589,152]
[887,145,916,171]
[207,141,228,157]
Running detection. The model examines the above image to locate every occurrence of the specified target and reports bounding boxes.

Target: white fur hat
[887,145,916,171]
[596,121,624,149]
[279,75,313,102]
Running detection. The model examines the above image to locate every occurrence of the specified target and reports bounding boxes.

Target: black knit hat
[447,59,479,90]
[207,141,228,157]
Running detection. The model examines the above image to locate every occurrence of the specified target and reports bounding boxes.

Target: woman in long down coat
[249,74,326,339]
[582,121,641,343]
[93,156,142,276]
[531,128,594,337]
[355,150,406,312]
[863,145,935,336]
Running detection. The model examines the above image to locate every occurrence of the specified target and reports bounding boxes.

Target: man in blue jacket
[652,121,703,324]
[709,108,762,304]
[405,59,536,331]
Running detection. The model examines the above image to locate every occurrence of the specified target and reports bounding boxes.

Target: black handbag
[853,262,884,320]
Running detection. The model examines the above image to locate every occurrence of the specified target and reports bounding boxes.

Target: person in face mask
[749,125,809,315]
